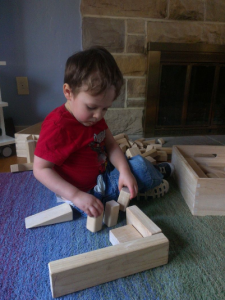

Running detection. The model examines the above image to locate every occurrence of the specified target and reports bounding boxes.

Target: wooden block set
[113,133,172,164]
[24,189,169,298]
[172,145,225,216]
[48,205,169,298]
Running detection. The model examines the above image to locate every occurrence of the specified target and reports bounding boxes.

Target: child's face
[64,85,115,126]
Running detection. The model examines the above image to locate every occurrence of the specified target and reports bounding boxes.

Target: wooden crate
[171,145,225,216]
[14,122,42,157]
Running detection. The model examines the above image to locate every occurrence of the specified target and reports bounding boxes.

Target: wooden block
[109,224,143,245]
[143,139,156,146]
[116,138,130,147]
[154,147,172,155]
[171,145,225,216]
[158,138,165,145]
[156,150,168,162]
[86,212,103,232]
[198,165,225,177]
[48,233,169,298]
[117,187,130,211]
[113,133,125,140]
[103,200,120,227]
[145,156,156,165]
[131,143,138,148]
[134,140,143,148]
[126,147,141,158]
[185,158,208,178]
[26,140,36,163]
[126,205,161,237]
[142,149,158,158]
[10,163,33,172]
[119,143,127,153]
[25,203,73,229]
[206,173,219,178]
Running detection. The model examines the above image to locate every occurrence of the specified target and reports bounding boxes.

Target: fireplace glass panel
[186,65,215,126]
[157,65,187,126]
[213,66,225,125]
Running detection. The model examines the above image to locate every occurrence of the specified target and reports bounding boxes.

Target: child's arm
[105,129,138,199]
[33,155,104,217]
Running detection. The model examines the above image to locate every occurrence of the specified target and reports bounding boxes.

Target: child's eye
[87,106,96,110]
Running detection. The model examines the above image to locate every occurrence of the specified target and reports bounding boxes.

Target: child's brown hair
[64,46,123,99]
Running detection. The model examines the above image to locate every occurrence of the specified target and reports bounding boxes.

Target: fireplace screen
[143,43,225,137]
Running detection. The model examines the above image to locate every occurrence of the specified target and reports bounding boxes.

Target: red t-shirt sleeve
[34,120,77,166]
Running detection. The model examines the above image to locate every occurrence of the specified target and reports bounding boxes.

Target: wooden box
[15,122,42,157]
[171,145,225,216]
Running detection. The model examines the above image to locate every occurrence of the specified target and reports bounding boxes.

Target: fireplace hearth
[143,43,225,137]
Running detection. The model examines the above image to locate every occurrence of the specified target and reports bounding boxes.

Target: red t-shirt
[34,105,108,192]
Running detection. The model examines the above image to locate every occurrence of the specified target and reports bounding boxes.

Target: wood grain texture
[49,233,169,298]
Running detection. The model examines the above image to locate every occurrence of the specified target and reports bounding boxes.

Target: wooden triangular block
[25,203,73,229]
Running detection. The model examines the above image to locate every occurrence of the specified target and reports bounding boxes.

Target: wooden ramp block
[25,203,73,229]
[11,163,33,173]
[117,187,130,211]
[48,233,169,298]
[109,224,142,245]
[103,200,120,227]
[126,205,161,237]
[86,212,103,233]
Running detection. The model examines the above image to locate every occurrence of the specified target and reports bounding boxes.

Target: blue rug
[0,171,225,300]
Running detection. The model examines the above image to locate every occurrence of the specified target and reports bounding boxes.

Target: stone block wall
[80,0,225,136]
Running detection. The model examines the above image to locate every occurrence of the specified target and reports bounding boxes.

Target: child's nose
[93,110,103,120]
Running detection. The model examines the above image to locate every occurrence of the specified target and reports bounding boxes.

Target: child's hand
[118,169,138,199]
[72,191,104,217]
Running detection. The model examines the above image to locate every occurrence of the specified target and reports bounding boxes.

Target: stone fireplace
[80,0,225,136]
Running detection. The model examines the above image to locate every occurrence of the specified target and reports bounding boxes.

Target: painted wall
[0,0,82,127]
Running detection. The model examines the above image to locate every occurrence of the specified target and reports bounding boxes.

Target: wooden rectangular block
[145,156,156,165]
[15,122,42,157]
[26,140,36,163]
[25,203,73,229]
[109,224,142,245]
[113,133,125,140]
[48,233,169,298]
[117,187,130,211]
[126,205,161,237]
[172,145,225,216]
[119,143,127,153]
[116,138,130,147]
[10,163,33,172]
[143,139,156,146]
[156,150,168,162]
[86,212,103,232]
[126,147,141,158]
[103,200,120,227]
[142,149,158,158]
[157,138,165,145]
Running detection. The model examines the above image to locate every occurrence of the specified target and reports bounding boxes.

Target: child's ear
[63,84,72,100]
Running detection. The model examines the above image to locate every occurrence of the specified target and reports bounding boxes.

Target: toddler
[33,46,173,218]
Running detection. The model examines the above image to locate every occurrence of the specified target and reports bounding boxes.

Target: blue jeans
[63,155,163,216]
[90,155,163,205]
